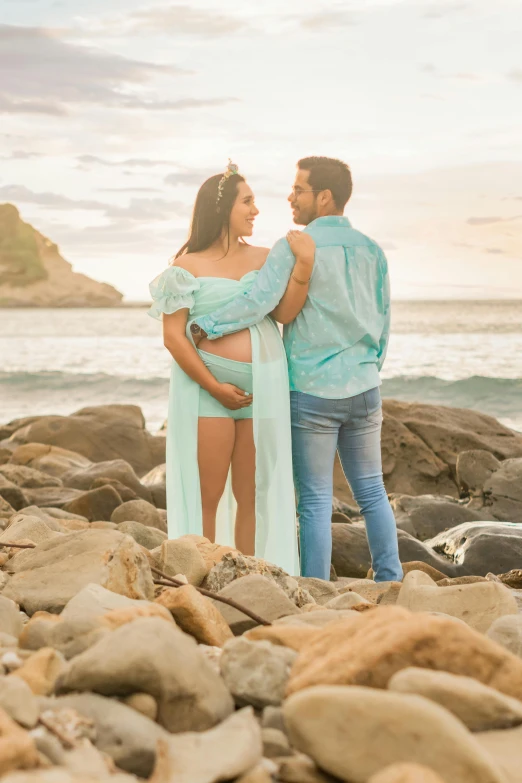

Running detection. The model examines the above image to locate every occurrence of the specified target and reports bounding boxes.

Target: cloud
[0,93,67,116]
[297,11,359,29]
[126,5,249,36]
[486,248,505,254]
[0,184,190,222]
[165,169,217,186]
[422,2,470,19]
[467,215,522,225]
[0,24,219,114]
[508,69,522,83]
[0,150,43,160]
[79,155,179,169]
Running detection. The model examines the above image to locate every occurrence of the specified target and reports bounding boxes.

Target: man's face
[288,168,319,226]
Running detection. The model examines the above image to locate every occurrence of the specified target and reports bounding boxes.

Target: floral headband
[216,158,241,209]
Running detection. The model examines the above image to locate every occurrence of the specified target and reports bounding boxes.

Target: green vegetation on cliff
[0,204,48,286]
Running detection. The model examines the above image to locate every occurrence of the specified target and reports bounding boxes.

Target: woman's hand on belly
[198,329,252,363]
[210,382,253,410]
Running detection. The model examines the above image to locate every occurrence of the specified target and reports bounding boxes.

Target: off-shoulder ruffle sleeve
[147,266,200,320]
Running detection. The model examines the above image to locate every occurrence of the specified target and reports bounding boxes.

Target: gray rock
[149,707,262,783]
[457,450,501,495]
[62,459,153,503]
[118,520,167,549]
[63,484,123,522]
[0,464,63,489]
[57,617,235,733]
[204,553,314,608]
[35,507,88,522]
[0,594,24,638]
[110,498,165,531]
[428,521,522,576]
[220,637,297,708]
[332,522,458,578]
[213,575,301,635]
[484,458,522,523]
[262,726,294,758]
[141,462,167,509]
[487,615,522,657]
[0,674,39,727]
[40,692,170,777]
[3,529,154,614]
[295,577,339,605]
[390,493,486,540]
[0,474,28,510]
[0,495,15,521]
[23,486,84,508]
[262,705,286,734]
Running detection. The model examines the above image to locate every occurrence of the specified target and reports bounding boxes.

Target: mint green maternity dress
[148,266,299,576]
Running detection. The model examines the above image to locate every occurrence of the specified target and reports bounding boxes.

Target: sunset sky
[1,0,521,300]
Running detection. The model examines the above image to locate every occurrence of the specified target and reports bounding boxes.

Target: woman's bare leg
[231,419,256,556]
[198,418,235,542]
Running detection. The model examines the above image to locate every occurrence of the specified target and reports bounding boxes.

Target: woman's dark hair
[174,172,245,259]
[297,156,352,209]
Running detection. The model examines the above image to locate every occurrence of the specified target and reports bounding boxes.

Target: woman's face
[229,181,259,237]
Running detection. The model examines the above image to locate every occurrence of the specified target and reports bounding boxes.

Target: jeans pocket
[363,387,382,421]
[294,392,338,430]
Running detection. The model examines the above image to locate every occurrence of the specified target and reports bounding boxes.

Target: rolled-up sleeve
[195,238,294,339]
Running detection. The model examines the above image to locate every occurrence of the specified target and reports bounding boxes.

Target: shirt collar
[306,216,352,230]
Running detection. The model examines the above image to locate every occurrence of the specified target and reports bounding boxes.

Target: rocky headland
[0,399,521,781]
[0,204,123,307]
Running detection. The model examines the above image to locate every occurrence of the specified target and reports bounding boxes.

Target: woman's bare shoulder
[245,245,270,270]
[171,253,200,274]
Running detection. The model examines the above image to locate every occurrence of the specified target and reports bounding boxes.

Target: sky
[0,0,521,301]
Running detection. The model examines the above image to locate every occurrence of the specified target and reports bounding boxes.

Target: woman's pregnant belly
[198,328,252,362]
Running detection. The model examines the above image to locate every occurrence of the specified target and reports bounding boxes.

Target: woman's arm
[163,309,253,411]
[271,232,316,325]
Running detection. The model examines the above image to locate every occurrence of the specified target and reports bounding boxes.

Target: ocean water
[1,301,521,433]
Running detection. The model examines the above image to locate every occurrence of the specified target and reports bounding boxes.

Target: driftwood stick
[151,567,271,626]
[0,542,36,549]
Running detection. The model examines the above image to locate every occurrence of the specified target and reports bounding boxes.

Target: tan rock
[286,606,522,701]
[389,667,522,731]
[190,536,239,570]
[324,591,370,610]
[148,707,262,783]
[3,529,154,614]
[155,585,232,646]
[487,615,522,657]
[295,578,339,605]
[397,570,518,633]
[476,724,522,783]
[284,685,504,783]
[277,753,339,782]
[236,765,273,783]
[63,485,122,522]
[338,579,396,603]
[101,603,174,630]
[155,538,209,586]
[220,637,297,708]
[0,706,40,774]
[11,647,66,695]
[122,692,158,721]
[437,575,488,586]
[368,763,447,782]
[246,625,321,652]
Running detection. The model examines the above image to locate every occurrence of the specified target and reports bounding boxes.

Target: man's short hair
[297,156,353,209]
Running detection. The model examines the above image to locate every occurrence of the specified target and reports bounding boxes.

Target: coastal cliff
[0,204,123,307]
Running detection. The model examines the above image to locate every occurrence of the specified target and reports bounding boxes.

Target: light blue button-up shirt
[195,216,391,399]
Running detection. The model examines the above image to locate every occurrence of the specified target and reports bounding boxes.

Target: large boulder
[140,463,167,508]
[213,575,301,635]
[8,443,91,478]
[333,401,522,504]
[396,570,519,633]
[57,617,235,733]
[428,521,522,576]
[483,458,522,523]
[457,450,502,496]
[6,405,165,476]
[390,494,486,540]
[3,529,154,614]
[286,606,522,702]
[61,459,153,503]
[111,499,165,531]
[284,685,504,783]
[0,475,28,511]
[331,523,459,578]
[62,485,122,522]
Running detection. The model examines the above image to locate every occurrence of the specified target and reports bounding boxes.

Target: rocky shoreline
[0,400,521,781]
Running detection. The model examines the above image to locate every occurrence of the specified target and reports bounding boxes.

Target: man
[193,156,402,583]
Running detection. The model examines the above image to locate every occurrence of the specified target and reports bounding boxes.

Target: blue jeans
[291,387,403,582]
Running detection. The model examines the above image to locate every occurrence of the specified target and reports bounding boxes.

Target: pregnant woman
[148,162,314,575]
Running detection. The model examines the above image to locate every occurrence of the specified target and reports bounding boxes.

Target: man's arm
[377,249,391,371]
[271,231,315,324]
[194,238,295,339]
